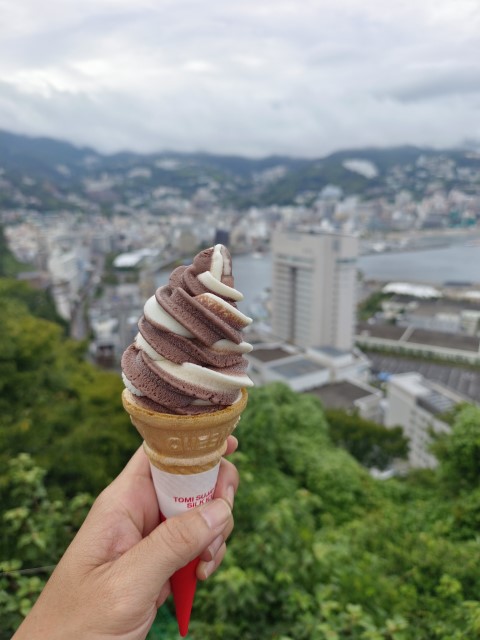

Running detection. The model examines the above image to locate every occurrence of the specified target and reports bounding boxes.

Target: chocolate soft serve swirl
[121,244,254,415]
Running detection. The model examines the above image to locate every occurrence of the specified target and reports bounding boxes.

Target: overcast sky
[0,0,479,157]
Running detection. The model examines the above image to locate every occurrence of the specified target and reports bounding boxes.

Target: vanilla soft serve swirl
[121,245,254,414]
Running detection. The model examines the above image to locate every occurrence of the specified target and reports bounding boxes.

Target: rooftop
[399,297,480,316]
[366,351,480,405]
[357,322,480,353]
[249,347,293,363]
[407,328,480,352]
[389,372,465,412]
[310,345,350,358]
[417,391,456,416]
[357,323,406,340]
[269,358,327,379]
[307,380,376,410]
[383,282,442,298]
[113,249,158,269]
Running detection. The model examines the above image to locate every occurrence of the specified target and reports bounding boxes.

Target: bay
[234,243,480,310]
[358,243,480,285]
[156,241,480,318]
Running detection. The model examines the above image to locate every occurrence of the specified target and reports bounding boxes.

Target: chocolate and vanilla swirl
[121,244,254,414]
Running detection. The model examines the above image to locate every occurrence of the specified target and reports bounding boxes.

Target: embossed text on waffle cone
[122,387,248,474]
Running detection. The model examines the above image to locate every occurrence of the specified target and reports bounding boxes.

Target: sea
[156,236,480,318]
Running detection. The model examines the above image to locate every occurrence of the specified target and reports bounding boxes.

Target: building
[247,344,330,391]
[384,372,465,469]
[247,342,381,421]
[356,322,480,366]
[305,346,371,383]
[379,288,480,337]
[47,245,90,320]
[271,229,358,349]
[307,380,383,422]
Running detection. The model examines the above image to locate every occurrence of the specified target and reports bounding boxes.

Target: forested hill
[1,252,480,637]
[2,129,480,208]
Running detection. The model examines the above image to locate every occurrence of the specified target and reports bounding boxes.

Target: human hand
[13,437,239,640]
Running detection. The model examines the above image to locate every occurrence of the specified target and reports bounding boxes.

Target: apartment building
[385,372,464,468]
[271,229,358,350]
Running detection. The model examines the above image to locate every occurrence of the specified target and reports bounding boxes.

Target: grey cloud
[0,8,155,67]
[1,1,480,156]
[382,67,480,103]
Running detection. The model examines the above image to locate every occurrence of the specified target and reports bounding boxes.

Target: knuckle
[225,460,239,482]
[223,516,234,540]
[160,517,200,560]
[91,488,110,512]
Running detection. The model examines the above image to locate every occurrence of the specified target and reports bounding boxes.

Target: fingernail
[207,534,224,559]
[226,485,235,509]
[200,499,231,530]
[202,559,216,579]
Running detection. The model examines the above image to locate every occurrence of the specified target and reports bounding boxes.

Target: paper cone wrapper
[122,387,248,636]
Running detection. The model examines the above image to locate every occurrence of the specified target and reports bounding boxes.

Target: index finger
[225,435,238,457]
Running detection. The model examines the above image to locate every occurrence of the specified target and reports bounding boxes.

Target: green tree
[0,454,92,638]
[188,385,480,640]
[357,290,393,321]
[433,405,480,490]
[0,277,68,329]
[0,227,30,278]
[2,255,480,640]
[324,408,408,469]
[0,283,139,496]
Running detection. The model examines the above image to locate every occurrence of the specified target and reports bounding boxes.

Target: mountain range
[1,129,480,208]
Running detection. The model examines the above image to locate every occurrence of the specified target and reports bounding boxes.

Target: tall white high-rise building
[271,229,358,349]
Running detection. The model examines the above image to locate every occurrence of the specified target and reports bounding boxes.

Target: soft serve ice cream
[121,244,254,413]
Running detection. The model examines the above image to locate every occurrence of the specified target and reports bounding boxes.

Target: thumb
[119,499,232,598]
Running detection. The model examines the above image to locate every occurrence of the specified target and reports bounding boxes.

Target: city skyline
[1,1,479,157]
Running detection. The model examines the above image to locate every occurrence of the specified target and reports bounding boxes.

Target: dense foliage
[0,454,92,636]
[0,274,142,637]
[324,408,408,470]
[189,387,480,640]
[0,278,140,497]
[0,227,28,278]
[357,290,393,322]
[1,274,480,639]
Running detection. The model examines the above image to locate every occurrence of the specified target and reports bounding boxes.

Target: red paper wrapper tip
[160,511,199,637]
[171,557,200,637]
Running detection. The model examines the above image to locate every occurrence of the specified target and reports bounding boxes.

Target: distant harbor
[360,229,480,256]
[357,241,480,285]
[156,240,480,321]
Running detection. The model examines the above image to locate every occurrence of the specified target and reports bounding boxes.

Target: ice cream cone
[120,244,253,635]
[122,388,248,473]
[121,387,248,636]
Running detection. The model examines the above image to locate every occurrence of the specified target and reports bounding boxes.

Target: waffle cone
[122,388,248,474]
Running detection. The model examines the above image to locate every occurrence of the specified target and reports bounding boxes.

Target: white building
[247,342,381,421]
[47,246,90,320]
[305,346,371,383]
[271,229,358,350]
[247,344,330,392]
[385,373,464,469]
[308,379,383,423]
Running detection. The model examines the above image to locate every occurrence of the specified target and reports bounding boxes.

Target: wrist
[12,582,84,640]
